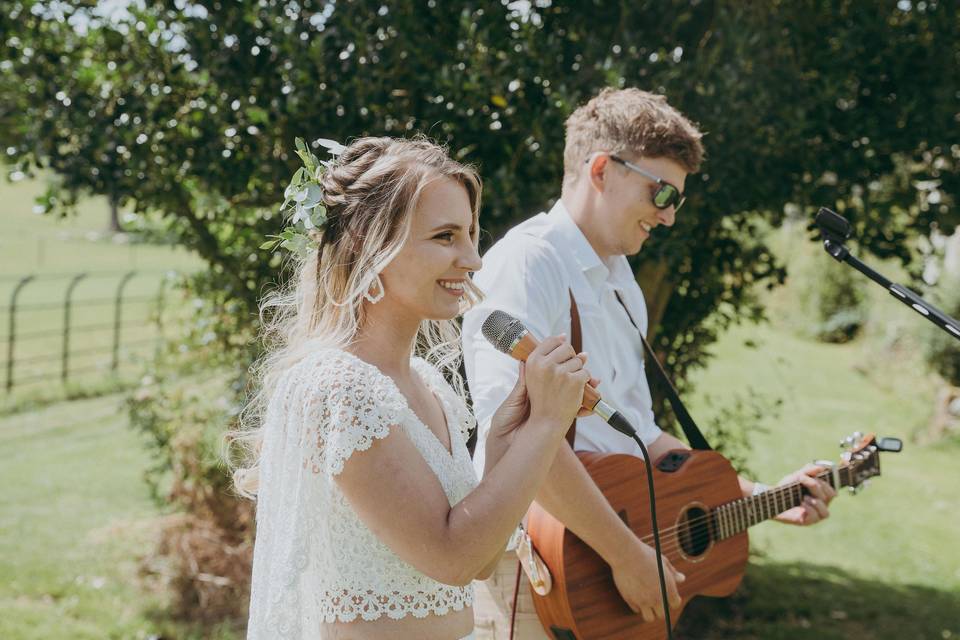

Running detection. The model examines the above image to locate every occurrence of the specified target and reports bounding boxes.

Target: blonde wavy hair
[229,136,483,498]
[563,87,705,177]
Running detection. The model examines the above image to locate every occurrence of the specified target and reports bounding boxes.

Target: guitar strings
[624,481,815,556]
[640,473,833,543]
[605,470,846,560]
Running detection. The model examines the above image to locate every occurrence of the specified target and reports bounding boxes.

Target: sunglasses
[608,155,686,212]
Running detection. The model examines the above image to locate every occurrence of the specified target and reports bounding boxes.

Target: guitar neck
[711,466,852,541]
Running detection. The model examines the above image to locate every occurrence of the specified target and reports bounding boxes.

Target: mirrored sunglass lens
[654,186,679,208]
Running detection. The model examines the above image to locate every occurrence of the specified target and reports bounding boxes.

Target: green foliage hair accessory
[260,137,346,257]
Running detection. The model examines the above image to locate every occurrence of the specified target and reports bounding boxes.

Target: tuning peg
[877,437,903,453]
[839,433,860,450]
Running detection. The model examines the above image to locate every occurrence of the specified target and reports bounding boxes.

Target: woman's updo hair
[228,135,482,498]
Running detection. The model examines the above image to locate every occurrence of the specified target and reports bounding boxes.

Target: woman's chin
[425,299,463,321]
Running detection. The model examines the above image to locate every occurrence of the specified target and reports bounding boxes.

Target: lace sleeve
[298,351,409,477]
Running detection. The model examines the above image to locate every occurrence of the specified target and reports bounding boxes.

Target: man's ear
[588,153,610,194]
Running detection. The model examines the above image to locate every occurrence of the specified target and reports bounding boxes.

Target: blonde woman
[233,137,594,640]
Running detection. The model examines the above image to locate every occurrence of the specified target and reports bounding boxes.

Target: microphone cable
[606,410,675,640]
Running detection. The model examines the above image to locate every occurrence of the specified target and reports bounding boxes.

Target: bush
[921,275,960,386]
[128,350,254,623]
[798,253,869,343]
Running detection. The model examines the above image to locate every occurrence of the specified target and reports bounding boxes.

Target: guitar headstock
[838,432,902,493]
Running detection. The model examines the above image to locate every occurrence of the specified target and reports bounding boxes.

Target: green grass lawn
[0,392,241,640]
[0,171,200,275]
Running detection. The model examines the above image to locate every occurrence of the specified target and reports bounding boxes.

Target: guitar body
[527,449,749,640]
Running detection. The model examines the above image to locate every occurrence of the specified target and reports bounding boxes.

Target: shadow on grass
[676,561,960,640]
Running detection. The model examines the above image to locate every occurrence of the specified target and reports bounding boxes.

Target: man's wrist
[595,518,648,566]
[751,482,769,496]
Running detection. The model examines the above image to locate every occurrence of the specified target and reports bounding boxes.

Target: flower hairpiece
[260,136,347,257]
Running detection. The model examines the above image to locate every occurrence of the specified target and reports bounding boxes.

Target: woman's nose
[459,242,482,272]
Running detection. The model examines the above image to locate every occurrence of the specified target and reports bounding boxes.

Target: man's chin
[626,238,647,256]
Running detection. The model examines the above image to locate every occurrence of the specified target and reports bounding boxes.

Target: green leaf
[295,149,316,174]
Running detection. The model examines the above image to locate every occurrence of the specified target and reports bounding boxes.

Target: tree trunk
[635,260,674,340]
[109,197,122,232]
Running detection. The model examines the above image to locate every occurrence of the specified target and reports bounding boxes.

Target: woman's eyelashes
[433,231,455,243]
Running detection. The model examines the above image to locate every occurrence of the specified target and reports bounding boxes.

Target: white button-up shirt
[462,200,663,476]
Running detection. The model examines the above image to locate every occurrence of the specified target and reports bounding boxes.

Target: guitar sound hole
[679,506,712,557]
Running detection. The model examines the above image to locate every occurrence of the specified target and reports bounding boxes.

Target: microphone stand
[815,207,960,341]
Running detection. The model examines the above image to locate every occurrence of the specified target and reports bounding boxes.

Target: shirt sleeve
[298,352,409,477]
[462,236,568,475]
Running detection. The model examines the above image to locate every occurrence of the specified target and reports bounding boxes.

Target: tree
[4,0,956,384]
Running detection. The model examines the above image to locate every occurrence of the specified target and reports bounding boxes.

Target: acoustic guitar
[525,432,900,640]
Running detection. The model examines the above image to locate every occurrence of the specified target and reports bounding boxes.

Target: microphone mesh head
[481,310,526,354]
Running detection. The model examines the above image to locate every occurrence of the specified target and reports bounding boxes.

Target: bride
[231,136,595,639]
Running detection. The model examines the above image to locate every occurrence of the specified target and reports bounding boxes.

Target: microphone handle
[509,332,602,412]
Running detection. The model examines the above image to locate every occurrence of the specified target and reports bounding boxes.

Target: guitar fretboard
[710,466,852,540]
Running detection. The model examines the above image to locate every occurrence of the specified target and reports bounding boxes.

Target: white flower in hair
[314,138,347,156]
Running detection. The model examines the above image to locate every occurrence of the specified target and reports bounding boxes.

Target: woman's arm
[335,337,589,586]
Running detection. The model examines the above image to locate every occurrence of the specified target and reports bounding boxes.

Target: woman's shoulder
[280,346,407,410]
[292,345,385,382]
[409,354,441,382]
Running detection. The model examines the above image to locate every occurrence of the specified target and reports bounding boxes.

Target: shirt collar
[548,200,608,287]
[548,200,635,291]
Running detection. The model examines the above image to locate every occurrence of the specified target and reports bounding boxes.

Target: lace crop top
[246,348,479,639]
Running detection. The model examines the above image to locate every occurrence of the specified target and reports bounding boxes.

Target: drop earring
[364,274,385,303]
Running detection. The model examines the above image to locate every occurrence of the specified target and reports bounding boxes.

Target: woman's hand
[524,335,592,431]
[489,356,600,441]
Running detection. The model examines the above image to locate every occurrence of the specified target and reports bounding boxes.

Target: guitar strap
[612,289,713,451]
[565,291,582,449]
[564,288,712,451]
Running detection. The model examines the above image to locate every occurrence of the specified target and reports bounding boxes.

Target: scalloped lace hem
[317,586,473,623]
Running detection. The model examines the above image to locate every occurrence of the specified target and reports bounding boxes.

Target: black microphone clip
[815,207,852,262]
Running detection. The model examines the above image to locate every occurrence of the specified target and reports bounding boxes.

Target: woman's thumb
[507,362,526,398]
[515,362,526,390]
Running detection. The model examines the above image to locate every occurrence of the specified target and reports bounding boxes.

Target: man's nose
[657,206,676,227]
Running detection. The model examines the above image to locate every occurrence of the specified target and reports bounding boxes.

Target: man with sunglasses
[462,88,836,639]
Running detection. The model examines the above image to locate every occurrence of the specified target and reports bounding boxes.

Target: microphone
[814,207,852,243]
[481,310,636,438]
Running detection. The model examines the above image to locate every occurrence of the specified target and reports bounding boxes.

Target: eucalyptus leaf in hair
[262,137,343,258]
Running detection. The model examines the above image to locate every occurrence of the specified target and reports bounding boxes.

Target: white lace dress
[246,348,480,639]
